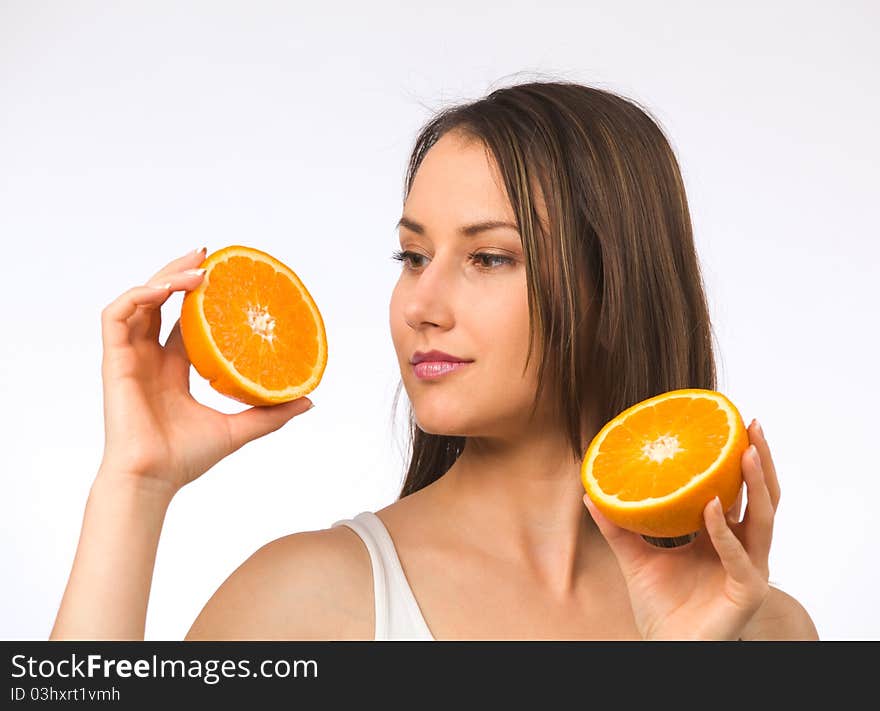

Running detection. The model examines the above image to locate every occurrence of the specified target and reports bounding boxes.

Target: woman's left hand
[583,419,780,640]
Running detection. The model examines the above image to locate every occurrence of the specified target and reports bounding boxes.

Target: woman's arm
[52,248,314,640]
[51,469,373,641]
[50,469,176,640]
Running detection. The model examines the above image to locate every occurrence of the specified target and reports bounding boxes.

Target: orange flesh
[202,256,320,390]
[593,396,731,500]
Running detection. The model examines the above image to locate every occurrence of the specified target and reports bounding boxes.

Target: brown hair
[391,79,717,507]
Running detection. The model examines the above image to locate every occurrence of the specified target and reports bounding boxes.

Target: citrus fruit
[581,388,748,539]
[179,245,327,406]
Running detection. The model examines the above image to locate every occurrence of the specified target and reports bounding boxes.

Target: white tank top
[331,511,435,641]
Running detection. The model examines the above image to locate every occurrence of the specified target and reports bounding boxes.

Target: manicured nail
[754,419,763,437]
[750,445,760,464]
[184,268,206,276]
[192,246,206,256]
[149,282,172,290]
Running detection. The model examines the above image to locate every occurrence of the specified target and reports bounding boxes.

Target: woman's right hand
[97,246,315,495]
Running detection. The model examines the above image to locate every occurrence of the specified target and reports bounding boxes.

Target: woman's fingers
[704,497,764,596]
[726,482,745,526]
[137,268,206,342]
[583,494,650,577]
[129,247,207,341]
[225,397,315,454]
[749,419,780,511]
[162,319,192,384]
[101,284,177,352]
[146,247,206,287]
[740,444,774,576]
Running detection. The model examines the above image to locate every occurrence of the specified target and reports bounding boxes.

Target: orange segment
[581,389,748,538]
[180,245,328,406]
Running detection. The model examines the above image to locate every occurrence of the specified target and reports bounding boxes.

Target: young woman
[51,80,818,641]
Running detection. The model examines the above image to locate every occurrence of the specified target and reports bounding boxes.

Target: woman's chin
[416,421,467,437]
[413,409,471,437]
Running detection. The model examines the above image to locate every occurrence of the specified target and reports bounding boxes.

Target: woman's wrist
[92,465,179,508]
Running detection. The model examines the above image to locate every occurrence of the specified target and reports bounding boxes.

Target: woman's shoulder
[740,585,819,641]
[185,523,374,640]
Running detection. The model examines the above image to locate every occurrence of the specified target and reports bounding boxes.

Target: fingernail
[750,445,760,463]
[184,268,206,276]
[149,282,172,290]
[754,419,763,437]
[192,246,206,256]
[307,401,315,410]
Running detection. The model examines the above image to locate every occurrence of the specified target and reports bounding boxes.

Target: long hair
[392,79,717,502]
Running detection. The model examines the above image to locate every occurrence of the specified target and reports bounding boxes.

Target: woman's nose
[402,257,456,329]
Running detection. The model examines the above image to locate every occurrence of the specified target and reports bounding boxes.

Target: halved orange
[180,245,327,406]
[581,389,748,539]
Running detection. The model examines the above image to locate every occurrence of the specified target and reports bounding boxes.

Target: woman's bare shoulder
[185,524,374,641]
[740,585,819,641]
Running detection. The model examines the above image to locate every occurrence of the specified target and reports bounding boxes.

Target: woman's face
[389,130,549,440]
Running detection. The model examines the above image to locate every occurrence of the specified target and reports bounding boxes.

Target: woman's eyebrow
[396,215,520,236]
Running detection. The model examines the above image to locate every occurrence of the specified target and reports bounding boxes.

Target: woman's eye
[467,251,513,269]
[391,249,425,269]
[390,249,512,271]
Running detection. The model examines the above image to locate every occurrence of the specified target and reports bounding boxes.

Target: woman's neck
[432,424,604,598]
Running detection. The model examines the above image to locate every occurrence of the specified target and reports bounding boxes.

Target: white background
[1,1,877,641]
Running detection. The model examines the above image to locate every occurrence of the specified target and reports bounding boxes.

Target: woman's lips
[412,360,472,379]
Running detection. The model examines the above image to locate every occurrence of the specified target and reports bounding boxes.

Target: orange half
[581,388,748,538]
[180,245,328,406]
